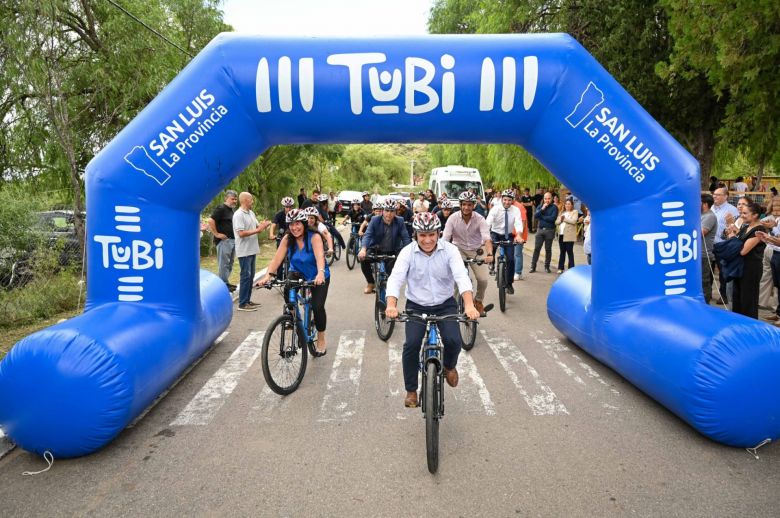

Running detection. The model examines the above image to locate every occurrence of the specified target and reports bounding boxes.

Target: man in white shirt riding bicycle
[485,189,524,295]
[385,212,480,408]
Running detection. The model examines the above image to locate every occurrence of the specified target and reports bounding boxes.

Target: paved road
[1,233,778,516]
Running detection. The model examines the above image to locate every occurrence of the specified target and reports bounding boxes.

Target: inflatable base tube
[0,270,231,457]
[548,267,780,447]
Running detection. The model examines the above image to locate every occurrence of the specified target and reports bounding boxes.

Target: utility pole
[410,159,415,186]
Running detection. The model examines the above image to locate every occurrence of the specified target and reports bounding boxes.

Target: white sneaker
[513,273,520,281]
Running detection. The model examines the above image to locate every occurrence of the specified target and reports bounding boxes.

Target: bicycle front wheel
[374,287,395,341]
[346,237,356,270]
[333,238,342,260]
[497,263,507,313]
[262,314,308,395]
[458,294,477,350]
[425,361,440,474]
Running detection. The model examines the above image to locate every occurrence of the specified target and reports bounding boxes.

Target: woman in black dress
[727,201,765,318]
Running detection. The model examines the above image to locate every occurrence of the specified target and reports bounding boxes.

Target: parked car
[0,210,84,289]
[337,190,364,215]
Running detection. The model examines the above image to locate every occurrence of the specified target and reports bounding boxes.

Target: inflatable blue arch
[1,34,779,457]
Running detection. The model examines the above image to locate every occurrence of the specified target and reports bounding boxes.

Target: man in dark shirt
[207,190,239,291]
[520,188,534,233]
[297,188,306,208]
[357,199,411,294]
[300,189,320,211]
[530,191,558,273]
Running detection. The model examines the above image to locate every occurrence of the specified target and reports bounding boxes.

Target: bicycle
[324,221,342,266]
[365,251,397,341]
[345,223,361,270]
[492,239,514,313]
[459,251,494,350]
[395,311,482,474]
[259,277,318,395]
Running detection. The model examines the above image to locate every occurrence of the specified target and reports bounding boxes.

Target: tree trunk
[690,130,716,189]
[755,155,766,190]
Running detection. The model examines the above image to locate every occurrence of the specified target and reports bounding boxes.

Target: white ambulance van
[428,165,485,202]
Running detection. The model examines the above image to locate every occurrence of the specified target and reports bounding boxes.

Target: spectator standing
[532,188,544,232]
[758,218,780,323]
[766,187,780,217]
[207,190,239,292]
[733,176,749,192]
[233,192,271,311]
[530,192,558,273]
[708,176,718,193]
[520,188,534,233]
[360,191,373,215]
[300,189,320,211]
[297,188,306,208]
[511,189,528,280]
[555,198,578,273]
[711,187,740,304]
[700,193,717,304]
[725,202,765,318]
[583,214,592,265]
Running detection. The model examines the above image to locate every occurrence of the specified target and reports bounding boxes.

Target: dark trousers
[238,255,255,306]
[490,231,515,286]
[716,260,729,304]
[557,236,575,270]
[732,260,761,319]
[310,277,330,332]
[532,227,555,269]
[526,206,534,232]
[361,257,396,285]
[771,251,780,316]
[702,257,714,304]
[325,222,345,248]
[402,298,461,392]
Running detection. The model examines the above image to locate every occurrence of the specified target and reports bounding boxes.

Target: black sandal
[312,348,327,358]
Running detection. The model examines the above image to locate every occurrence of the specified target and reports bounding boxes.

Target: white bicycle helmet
[285,209,308,223]
[501,189,515,199]
[280,196,295,207]
[302,206,320,217]
[317,193,329,202]
[439,199,454,210]
[352,198,361,205]
[381,199,398,211]
[458,191,477,203]
[412,212,441,232]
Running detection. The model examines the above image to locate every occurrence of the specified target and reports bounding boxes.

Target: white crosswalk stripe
[388,340,408,420]
[171,331,264,426]
[481,329,568,415]
[451,351,496,416]
[164,327,627,428]
[530,330,620,397]
[319,330,366,421]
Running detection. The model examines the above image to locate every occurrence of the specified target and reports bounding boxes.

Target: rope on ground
[745,438,772,460]
[22,450,54,476]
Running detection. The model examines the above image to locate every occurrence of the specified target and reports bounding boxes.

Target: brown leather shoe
[474,300,485,316]
[404,391,418,408]
[444,367,459,388]
[364,284,375,294]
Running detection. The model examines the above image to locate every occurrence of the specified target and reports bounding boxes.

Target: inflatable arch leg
[1,34,778,456]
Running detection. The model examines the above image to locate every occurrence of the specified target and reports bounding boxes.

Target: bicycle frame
[284,283,315,344]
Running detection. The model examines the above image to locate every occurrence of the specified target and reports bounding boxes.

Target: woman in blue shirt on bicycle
[257,209,331,356]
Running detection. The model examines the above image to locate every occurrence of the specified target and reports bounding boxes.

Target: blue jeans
[238,255,255,306]
[514,242,524,275]
[216,238,235,284]
[402,298,461,392]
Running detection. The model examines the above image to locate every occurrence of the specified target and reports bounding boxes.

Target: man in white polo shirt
[232,192,271,311]
[711,187,739,304]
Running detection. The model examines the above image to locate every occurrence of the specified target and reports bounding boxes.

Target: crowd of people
[203,185,591,407]
[704,185,780,323]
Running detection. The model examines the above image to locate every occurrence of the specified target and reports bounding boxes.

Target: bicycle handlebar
[393,312,480,323]
[493,239,515,246]
[364,252,397,261]
[259,278,316,290]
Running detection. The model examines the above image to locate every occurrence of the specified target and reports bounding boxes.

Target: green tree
[661,0,780,184]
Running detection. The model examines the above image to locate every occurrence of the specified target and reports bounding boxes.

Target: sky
[221,0,437,36]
